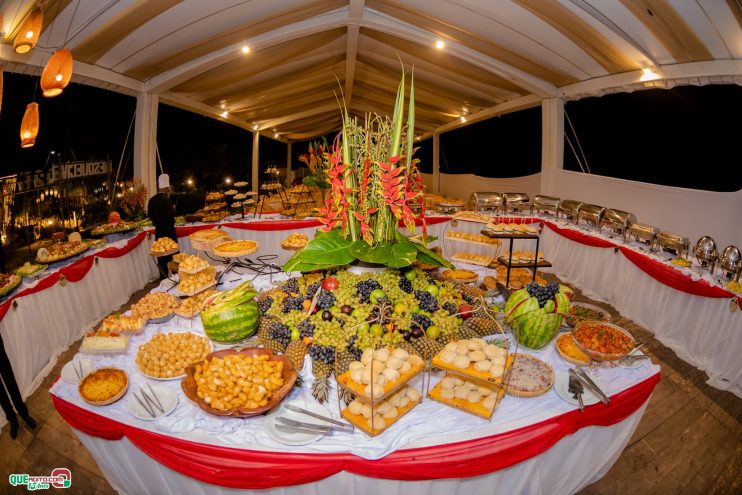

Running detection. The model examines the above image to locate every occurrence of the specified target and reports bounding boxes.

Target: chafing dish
[600,209,636,239]
[627,223,659,246]
[693,236,718,272]
[471,192,503,213]
[556,199,582,222]
[530,195,560,216]
[654,231,690,257]
[503,192,530,214]
[577,204,606,229]
[719,245,741,281]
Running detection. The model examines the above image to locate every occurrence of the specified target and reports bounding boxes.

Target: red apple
[322,277,339,291]
[459,303,473,319]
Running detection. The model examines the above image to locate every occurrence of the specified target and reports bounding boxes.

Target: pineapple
[311,359,332,403]
[464,316,501,337]
[264,339,286,355]
[397,341,419,357]
[285,340,308,372]
[458,284,485,305]
[334,350,355,376]
[456,325,480,341]
[338,387,354,406]
[256,316,275,347]
[413,337,444,361]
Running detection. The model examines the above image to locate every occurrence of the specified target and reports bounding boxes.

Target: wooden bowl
[181,348,298,418]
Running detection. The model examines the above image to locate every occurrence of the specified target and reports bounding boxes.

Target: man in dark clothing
[148,174,178,279]
[0,331,36,439]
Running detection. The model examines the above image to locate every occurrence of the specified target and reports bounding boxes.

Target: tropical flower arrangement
[283,69,452,272]
[298,139,330,190]
[119,179,148,220]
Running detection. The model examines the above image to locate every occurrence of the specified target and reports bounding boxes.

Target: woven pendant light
[20,102,39,148]
[41,49,73,97]
[0,70,3,115]
[14,7,43,54]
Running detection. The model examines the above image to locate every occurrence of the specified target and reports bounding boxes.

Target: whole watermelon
[505,283,571,349]
[201,281,259,343]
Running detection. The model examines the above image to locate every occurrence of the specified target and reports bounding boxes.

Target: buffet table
[0,233,158,404]
[51,272,660,494]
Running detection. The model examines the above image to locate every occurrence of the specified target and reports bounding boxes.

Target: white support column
[251,131,260,193]
[286,142,293,184]
[540,97,564,195]
[133,93,159,201]
[432,132,441,194]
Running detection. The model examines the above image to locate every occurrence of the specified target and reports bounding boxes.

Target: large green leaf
[350,240,417,268]
[282,230,354,272]
[396,231,454,269]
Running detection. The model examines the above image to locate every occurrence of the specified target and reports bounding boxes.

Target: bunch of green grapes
[297,272,323,295]
[278,310,306,328]
[411,271,433,291]
[352,323,404,350]
[342,304,372,330]
[392,313,412,332]
[265,291,288,318]
[431,309,463,339]
[332,280,358,306]
[312,318,346,348]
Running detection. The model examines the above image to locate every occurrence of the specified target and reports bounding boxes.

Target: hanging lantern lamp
[13,7,43,54]
[20,102,39,148]
[41,49,73,97]
[0,70,4,114]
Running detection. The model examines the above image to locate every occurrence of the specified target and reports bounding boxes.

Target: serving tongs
[283,404,354,431]
[567,373,585,412]
[572,367,610,405]
[275,417,351,434]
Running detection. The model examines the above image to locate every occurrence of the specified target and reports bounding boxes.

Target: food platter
[15,262,47,279]
[36,242,89,263]
[572,321,636,362]
[0,273,22,297]
[555,332,591,366]
[504,353,555,398]
[212,240,259,258]
[553,371,602,407]
[136,332,213,380]
[566,302,611,327]
[263,400,333,445]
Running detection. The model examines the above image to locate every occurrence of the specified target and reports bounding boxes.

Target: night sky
[2,72,740,193]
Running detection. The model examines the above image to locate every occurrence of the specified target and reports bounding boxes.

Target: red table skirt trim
[51,373,658,489]
[0,232,148,322]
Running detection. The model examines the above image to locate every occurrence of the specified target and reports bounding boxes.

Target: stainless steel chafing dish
[471,192,503,213]
[556,199,582,222]
[503,192,530,214]
[600,209,636,238]
[693,236,718,272]
[577,204,606,229]
[654,231,690,257]
[719,245,740,281]
[627,223,660,246]
[530,195,560,216]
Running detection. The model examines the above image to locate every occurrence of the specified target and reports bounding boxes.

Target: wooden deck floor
[1,281,740,495]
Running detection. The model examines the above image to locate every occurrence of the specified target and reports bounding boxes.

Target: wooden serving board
[428,379,505,419]
[341,397,421,436]
[336,361,425,402]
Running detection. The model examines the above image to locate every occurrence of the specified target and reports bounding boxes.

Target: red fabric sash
[51,373,659,489]
[0,232,148,321]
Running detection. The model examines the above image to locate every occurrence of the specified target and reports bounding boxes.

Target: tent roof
[2,0,741,141]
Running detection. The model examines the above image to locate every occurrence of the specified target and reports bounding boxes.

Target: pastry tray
[428,378,505,419]
[497,257,552,268]
[341,396,421,437]
[178,281,217,297]
[445,233,502,247]
[150,247,179,257]
[451,253,494,267]
[177,262,213,274]
[336,361,424,403]
[431,353,513,387]
[79,337,130,355]
[100,317,146,336]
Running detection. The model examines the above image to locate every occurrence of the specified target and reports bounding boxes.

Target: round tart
[440,269,478,282]
[213,239,258,257]
[504,353,554,398]
[79,368,128,405]
[556,332,590,365]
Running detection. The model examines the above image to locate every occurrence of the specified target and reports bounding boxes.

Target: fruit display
[91,220,135,236]
[176,288,219,318]
[556,332,590,366]
[99,314,146,334]
[342,386,422,436]
[136,332,212,379]
[200,281,259,343]
[80,330,128,353]
[337,347,424,400]
[0,273,21,296]
[572,321,635,361]
[504,353,554,398]
[451,252,493,266]
[428,373,505,418]
[36,240,88,262]
[79,368,128,406]
[446,230,502,246]
[194,353,284,411]
[150,237,179,255]
[130,291,179,321]
[254,268,496,402]
[178,266,216,295]
[432,338,510,384]
[212,239,258,258]
[504,282,572,349]
[281,233,309,250]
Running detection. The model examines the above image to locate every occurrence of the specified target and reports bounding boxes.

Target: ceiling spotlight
[274,132,279,138]
[253,124,259,130]
[639,67,660,82]
[241,45,250,54]
[435,40,445,49]
[220,102,226,109]
[460,116,467,123]
[221,111,229,118]
[225,177,232,185]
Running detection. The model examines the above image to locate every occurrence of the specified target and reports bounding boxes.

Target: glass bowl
[572,320,636,362]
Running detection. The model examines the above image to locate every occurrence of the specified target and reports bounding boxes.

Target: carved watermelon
[108,211,122,224]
